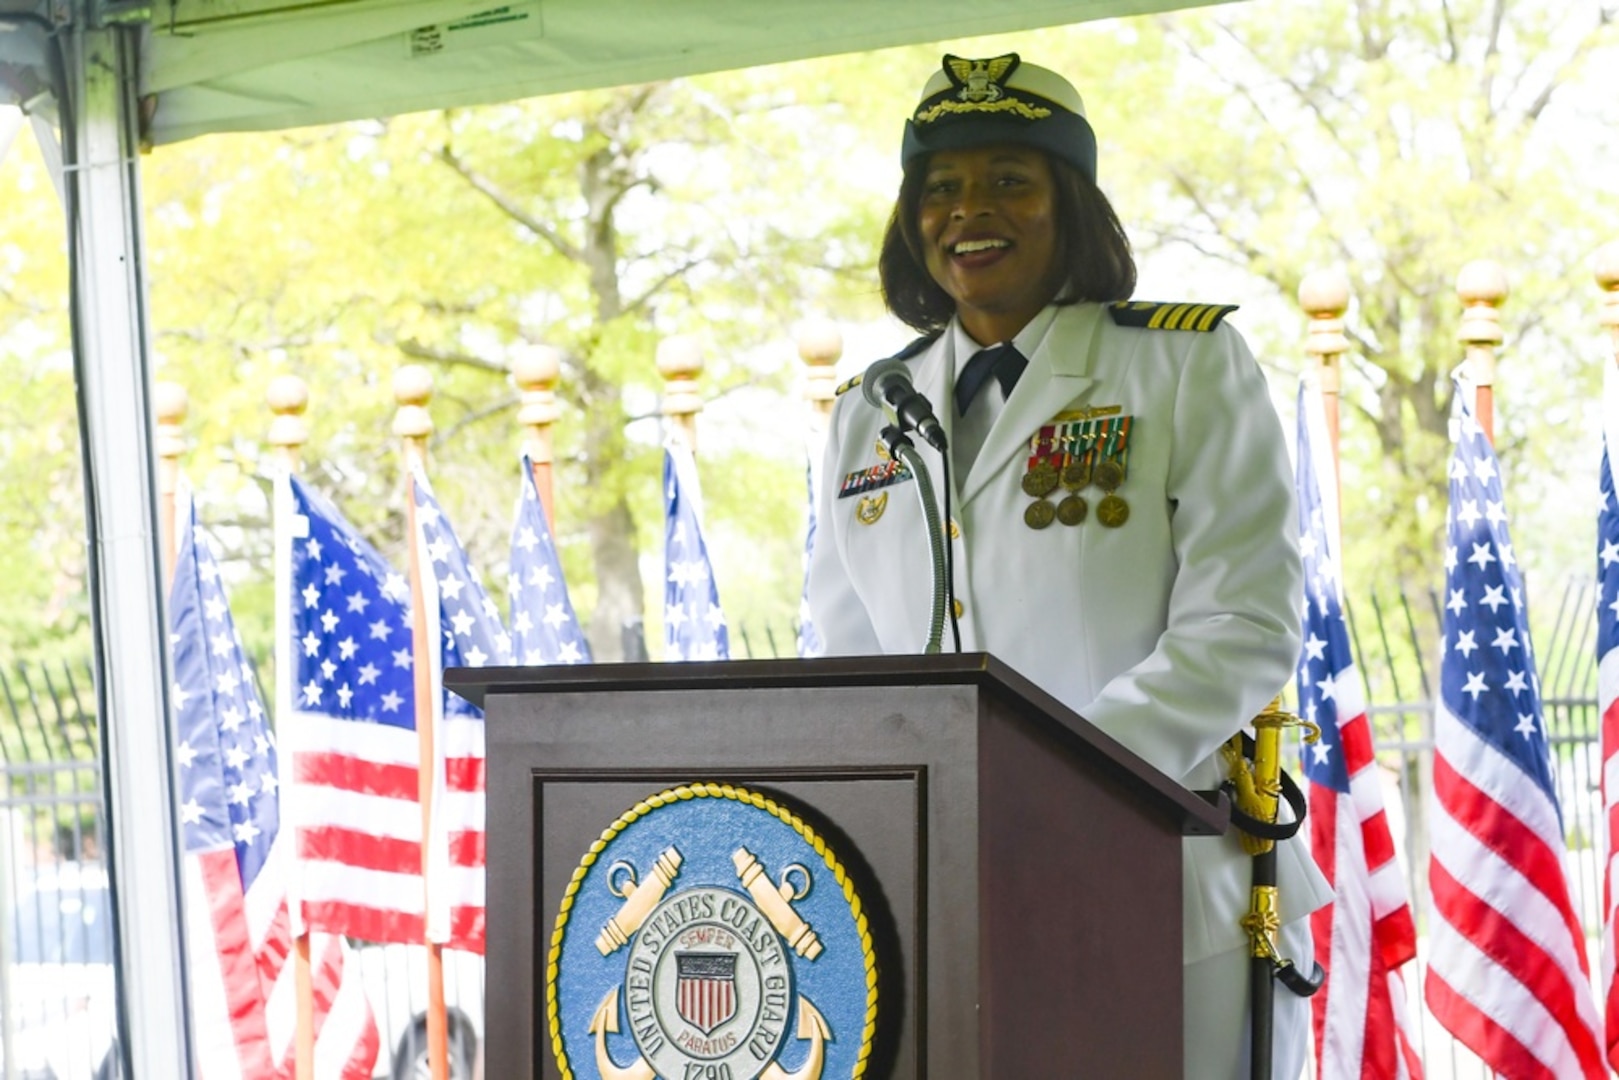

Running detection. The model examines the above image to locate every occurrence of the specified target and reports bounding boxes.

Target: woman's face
[917,143,1064,345]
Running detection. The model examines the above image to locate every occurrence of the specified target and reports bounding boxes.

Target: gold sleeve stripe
[835,374,864,396]
[1166,303,1198,329]
[1109,300,1238,332]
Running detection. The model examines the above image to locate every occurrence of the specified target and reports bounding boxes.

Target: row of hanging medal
[1021,412,1132,530]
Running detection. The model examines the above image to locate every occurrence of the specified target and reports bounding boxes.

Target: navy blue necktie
[954,343,1027,416]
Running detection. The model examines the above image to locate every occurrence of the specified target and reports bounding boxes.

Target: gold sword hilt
[1222,696,1320,856]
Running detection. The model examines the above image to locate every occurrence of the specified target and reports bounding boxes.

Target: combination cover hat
[901,53,1097,183]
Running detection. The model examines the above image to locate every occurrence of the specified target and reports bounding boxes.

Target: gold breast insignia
[1049,404,1123,423]
[856,492,888,526]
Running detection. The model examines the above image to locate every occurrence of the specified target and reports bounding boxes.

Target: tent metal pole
[66,21,192,1079]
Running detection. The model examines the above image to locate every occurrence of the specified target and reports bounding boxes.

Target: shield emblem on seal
[675,952,737,1035]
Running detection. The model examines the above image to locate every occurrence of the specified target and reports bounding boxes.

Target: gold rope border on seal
[546,782,880,1080]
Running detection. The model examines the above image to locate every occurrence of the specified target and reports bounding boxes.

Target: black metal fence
[3,582,1611,1078]
[0,659,117,1080]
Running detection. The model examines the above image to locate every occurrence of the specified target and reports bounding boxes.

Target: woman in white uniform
[806,53,1332,1080]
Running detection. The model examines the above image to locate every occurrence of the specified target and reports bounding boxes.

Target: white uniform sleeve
[1079,326,1303,783]
[806,394,883,656]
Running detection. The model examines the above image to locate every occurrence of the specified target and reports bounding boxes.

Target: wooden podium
[449,654,1227,1080]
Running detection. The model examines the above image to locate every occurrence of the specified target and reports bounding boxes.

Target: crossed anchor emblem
[590,846,832,1080]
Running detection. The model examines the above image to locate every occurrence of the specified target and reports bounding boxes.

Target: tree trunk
[576,140,646,662]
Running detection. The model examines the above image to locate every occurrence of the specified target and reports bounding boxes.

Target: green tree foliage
[140,68,895,666]
[0,126,80,659]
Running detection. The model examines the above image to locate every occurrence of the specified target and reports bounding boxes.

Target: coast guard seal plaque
[549,783,878,1080]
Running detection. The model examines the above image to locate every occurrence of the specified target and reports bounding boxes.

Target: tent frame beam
[67,19,191,1079]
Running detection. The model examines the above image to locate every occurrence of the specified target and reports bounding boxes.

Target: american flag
[1597,359,1619,1070]
[1292,383,1423,1080]
[1425,395,1604,1077]
[275,472,424,946]
[663,441,729,661]
[507,454,591,665]
[410,467,504,953]
[172,491,379,1079]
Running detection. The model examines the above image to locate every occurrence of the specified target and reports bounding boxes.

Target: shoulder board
[834,332,942,397]
[1108,301,1238,332]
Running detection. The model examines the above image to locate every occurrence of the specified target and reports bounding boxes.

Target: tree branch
[622,255,706,316]
[1440,0,1461,63]
[1486,0,1507,62]
[433,393,518,447]
[0,284,59,317]
[623,375,773,425]
[1170,22,1370,281]
[599,175,655,226]
[1519,8,1608,121]
[437,144,582,263]
[391,336,510,375]
[1163,169,1270,263]
[1202,19,1368,182]
[155,325,315,352]
[1355,0,1389,61]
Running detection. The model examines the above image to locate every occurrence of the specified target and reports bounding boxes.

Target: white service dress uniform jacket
[806,300,1333,1077]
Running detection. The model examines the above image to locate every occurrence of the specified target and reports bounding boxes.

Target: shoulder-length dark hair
[878,151,1137,335]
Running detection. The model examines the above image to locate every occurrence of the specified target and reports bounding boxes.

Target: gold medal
[1057,494,1087,526]
[1024,499,1056,529]
[1061,461,1092,489]
[1093,458,1125,492]
[1096,494,1129,528]
[1021,461,1059,498]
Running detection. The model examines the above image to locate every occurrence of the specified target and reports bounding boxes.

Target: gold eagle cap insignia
[945,53,1020,103]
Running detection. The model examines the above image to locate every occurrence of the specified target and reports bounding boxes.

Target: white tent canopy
[139,0,1232,144]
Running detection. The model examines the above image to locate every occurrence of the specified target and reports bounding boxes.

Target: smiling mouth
[951,238,1010,255]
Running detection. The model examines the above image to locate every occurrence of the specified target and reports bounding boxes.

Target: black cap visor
[902,110,1097,184]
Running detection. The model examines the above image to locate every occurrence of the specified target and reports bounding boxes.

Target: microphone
[861,357,948,452]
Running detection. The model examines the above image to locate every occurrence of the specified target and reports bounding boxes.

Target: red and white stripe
[1297,381,1424,1079]
[1308,675,1423,1079]
[412,469,487,955]
[186,831,380,1079]
[185,849,276,1079]
[679,977,736,1034]
[1602,635,1619,1068]
[1598,358,1619,1071]
[253,841,380,1079]
[1599,634,1619,1062]
[285,712,426,945]
[433,713,486,950]
[1427,708,1605,1077]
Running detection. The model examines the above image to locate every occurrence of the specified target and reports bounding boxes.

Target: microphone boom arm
[882,425,949,654]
